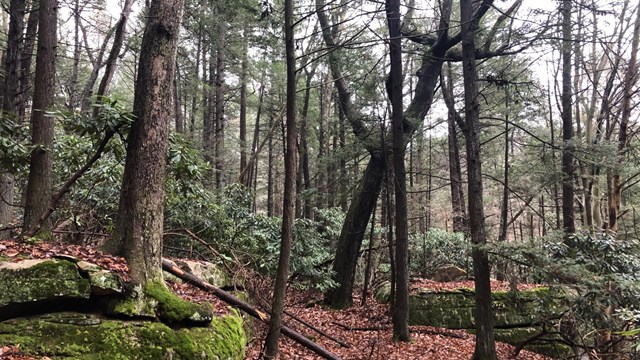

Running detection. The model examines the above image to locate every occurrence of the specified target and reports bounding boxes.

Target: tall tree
[264,0,297,354]
[0,0,25,237]
[23,0,58,232]
[460,0,496,358]
[107,0,184,288]
[561,0,575,239]
[386,0,409,342]
[318,0,507,308]
[609,0,640,232]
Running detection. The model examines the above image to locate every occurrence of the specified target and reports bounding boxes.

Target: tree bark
[24,0,57,233]
[106,0,184,288]
[0,0,25,237]
[214,26,226,190]
[441,66,468,234]
[460,0,496,358]
[239,29,248,180]
[386,0,409,342]
[18,2,38,122]
[264,0,297,354]
[610,0,640,232]
[324,155,385,308]
[561,0,576,240]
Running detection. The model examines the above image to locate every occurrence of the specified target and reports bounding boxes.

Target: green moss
[0,259,91,308]
[145,281,213,324]
[0,312,246,359]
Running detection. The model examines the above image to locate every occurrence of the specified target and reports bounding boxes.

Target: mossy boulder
[407,287,563,329]
[0,259,91,319]
[403,287,568,357]
[107,281,214,325]
[76,260,124,295]
[0,311,246,359]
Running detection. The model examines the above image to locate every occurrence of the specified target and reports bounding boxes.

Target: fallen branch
[161,258,341,360]
[283,309,351,348]
[413,327,468,339]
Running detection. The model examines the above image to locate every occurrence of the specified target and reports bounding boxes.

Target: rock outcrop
[377,285,571,357]
[0,258,247,359]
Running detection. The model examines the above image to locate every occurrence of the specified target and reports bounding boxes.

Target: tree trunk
[18,1,38,122]
[442,66,468,234]
[264,0,297,353]
[460,0,496,358]
[0,0,25,237]
[386,0,409,341]
[24,0,57,233]
[561,0,576,240]
[298,69,314,219]
[214,28,226,190]
[106,0,183,288]
[324,155,385,308]
[174,65,184,133]
[239,29,248,180]
[610,0,640,232]
[496,86,510,281]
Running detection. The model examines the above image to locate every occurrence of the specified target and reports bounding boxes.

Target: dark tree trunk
[106,0,184,288]
[387,0,409,341]
[298,69,314,219]
[264,0,297,353]
[18,2,38,122]
[174,65,184,133]
[561,0,576,240]
[324,155,385,308]
[267,114,274,217]
[460,0,496,358]
[441,66,468,234]
[214,28,226,190]
[0,0,25,237]
[610,0,640,232]
[24,0,57,233]
[496,86,510,281]
[239,31,248,180]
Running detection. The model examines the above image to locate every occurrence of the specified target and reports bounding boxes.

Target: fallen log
[161,258,341,360]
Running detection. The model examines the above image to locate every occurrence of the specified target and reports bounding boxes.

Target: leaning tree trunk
[107,0,184,288]
[460,0,496,358]
[24,0,57,233]
[324,154,386,308]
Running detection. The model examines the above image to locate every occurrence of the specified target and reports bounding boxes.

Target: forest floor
[0,239,550,360]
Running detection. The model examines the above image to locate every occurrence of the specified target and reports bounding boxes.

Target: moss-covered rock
[408,287,563,329]
[107,281,214,325]
[404,287,568,357]
[0,311,246,359]
[76,260,124,296]
[0,259,91,316]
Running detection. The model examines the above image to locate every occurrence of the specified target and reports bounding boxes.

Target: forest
[1,0,640,359]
